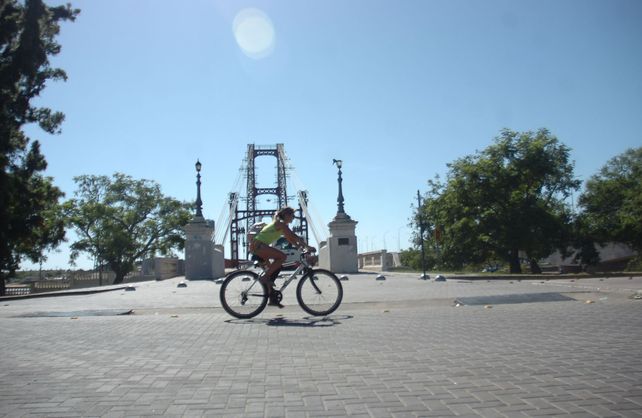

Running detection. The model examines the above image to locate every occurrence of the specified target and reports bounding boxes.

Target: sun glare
[233,8,275,60]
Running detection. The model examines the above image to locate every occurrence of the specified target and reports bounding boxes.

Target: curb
[0,285,133,301]
[373,271,641,281]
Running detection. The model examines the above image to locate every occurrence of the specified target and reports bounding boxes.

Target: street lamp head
[332,159,343,169]
[195,159,202,172]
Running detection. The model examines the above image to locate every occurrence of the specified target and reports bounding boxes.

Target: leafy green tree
[64,173,193,284]
[417,129,580,273]
[577,147,642,258]
[0,0,78,295]
[399,248,419,270]
[399,246,438,271]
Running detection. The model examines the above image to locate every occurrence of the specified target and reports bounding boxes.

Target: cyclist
[249,207,315,307]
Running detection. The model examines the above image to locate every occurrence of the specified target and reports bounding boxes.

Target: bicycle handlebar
[299,248,317,262]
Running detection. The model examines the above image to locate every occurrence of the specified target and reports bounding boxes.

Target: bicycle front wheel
[220,270,268,319]
[296,269,343,316]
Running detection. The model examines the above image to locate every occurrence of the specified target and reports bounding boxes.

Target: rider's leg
[269,267,283,283]
[264,253,286,285]
[254,246,286,290]
[255,247,286,308]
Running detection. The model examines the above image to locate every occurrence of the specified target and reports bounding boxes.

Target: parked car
[273,237,302,269]
[482,264,501,273]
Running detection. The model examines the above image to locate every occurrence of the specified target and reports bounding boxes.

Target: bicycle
[219,250,343,319]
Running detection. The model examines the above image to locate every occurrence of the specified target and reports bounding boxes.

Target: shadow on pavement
[16,309,134,318]
[225,314,353,327]
[455,292,576,306]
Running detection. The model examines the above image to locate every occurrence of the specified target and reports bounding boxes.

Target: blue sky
[24,0,642,270]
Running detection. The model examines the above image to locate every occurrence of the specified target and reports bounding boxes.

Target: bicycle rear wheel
[220,270,268,319]
[296,269,343,316]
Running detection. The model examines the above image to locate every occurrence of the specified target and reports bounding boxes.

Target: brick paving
[1,274,641,417]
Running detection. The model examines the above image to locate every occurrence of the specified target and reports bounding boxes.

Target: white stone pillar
[184,216,224,280]
[319,213,358,273]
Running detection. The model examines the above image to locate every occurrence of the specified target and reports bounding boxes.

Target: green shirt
[254,221,282,244]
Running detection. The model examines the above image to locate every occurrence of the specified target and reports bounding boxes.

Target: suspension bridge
[211,144,328,265]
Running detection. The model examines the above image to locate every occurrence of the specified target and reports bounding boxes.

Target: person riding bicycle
[249,207,316,307]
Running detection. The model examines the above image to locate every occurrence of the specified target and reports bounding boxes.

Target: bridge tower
[228,144,309,263]
[246,144,289,225]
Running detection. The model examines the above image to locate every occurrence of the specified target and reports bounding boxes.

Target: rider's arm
[277,222,314,251]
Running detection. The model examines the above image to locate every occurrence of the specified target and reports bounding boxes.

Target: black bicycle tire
[296,269,343,316]
[220,270,268,319]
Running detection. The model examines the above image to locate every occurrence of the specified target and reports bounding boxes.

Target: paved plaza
[1,273,641,417]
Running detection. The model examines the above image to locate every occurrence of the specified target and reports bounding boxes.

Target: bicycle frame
[248,252,314,294]
[274,260,311,292]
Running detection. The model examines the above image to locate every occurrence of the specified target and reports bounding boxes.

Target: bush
[626,256,642,272]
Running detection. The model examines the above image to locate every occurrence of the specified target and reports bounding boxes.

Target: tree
[577,147,642,257]
[417,129,580,273]
[64,173,193,284]
[399,247,439,271]
[0,0,79,295]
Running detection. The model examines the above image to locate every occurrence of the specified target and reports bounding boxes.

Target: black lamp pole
[195,160,203,218]
[417,190,426,278]
[333,159,345,214]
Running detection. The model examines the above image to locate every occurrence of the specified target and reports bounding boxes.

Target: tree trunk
[529,258,542,274]
[109,260,133,285]
[110,264,127,285]
[509,249,522,274]
[0,277,5,297]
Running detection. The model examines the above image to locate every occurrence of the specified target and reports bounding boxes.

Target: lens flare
[233,8,275,59]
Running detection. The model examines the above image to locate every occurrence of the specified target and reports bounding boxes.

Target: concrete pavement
[1,273,641,417]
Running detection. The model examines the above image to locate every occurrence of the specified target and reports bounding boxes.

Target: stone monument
[184,160,225,280]
[319,159,359,273]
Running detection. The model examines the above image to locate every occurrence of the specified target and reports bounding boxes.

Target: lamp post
[417,190,426,278]
[195,159,203,218]
[332,159,345,215]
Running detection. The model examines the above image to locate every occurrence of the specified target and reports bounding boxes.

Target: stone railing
[65,270,154,289]
[142,257,184,280]
[33,280,71,292]
[358,250,396,271]
[5,284,32,296]
[6,257,184,296]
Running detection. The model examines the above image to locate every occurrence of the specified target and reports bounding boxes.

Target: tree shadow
[225,314,353,327]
